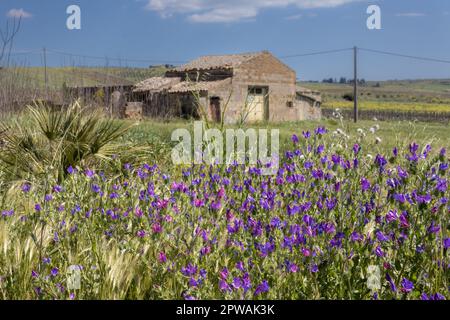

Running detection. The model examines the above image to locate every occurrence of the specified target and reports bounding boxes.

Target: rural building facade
[131,51,321,122]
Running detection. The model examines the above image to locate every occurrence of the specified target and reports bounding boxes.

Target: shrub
[0,100,133,183]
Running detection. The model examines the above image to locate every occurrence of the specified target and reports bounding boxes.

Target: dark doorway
[210,97,221,122]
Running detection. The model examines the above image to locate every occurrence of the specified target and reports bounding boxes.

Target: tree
[0,17,21,67]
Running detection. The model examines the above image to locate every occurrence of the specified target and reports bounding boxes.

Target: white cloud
[285,14,303,20]
[395,13,426,17]
[6,8,32,19]
[146,0,363,23]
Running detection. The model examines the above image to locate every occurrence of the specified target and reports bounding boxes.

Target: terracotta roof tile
[133,77,181,92]
[173,52,264,72]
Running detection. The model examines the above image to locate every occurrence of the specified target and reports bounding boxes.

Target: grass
[323,101,450,113]
[123,119,450,158]
[0,116,448,300]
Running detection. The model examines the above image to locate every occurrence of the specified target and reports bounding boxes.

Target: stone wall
[230,52,300,123]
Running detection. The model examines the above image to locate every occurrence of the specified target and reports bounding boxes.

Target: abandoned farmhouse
[73,51,322,123]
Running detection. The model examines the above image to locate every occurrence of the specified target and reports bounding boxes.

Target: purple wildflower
[401,278,414,293]
[254,280,269,296]
[50,268,59,277]
[21,183,31,193]
[158,252,167,263]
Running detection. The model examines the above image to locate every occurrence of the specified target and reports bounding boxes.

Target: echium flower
[158,252,167,263]
[219,267,229,280]
[421,293,446,300]
[21,183,31,193]
[200,246,211,256]
[385,273,397,293]
[181,264,197,277]
[1,210,14,217]
[385,210,398,223]
[325,198,337,211]
[91,184,101,194]
[84,169,94,178]
[392,147,398,157]
[316,145,325,154]
[136,230,146,238]
[323,222,335,234]
[285,261,298,273]
[236,261,245,272]
[393,193,406,204]
[50,268,59,277]
[350,232,363,242]
[152,223,162,234]
[401,278,414,293]
[409,142,419,154]
[439,163,449,172]
[399,211,409,228]
[444,238,450,249]
[67,166,76,174]
[361,178,371,191]
[376,231,390,242]
[232,277,243,290]
[254,280,269,296]
[374,154,387,172]
[436,178,447,193]
[427,221,440,234]
[422,144,432,158]
[315,127,327,136]
[374,246,385,257]
[219,279,232,293]
[353,143,361,155]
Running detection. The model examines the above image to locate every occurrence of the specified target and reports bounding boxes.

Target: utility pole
[43,47,48,99]
[353,46,358,123]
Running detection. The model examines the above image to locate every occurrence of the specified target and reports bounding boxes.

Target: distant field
[300,79,450,114]
[300,80,450,103]
[322,101,450,113]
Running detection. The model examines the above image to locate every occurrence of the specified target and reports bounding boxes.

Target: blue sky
[1,0,450,80]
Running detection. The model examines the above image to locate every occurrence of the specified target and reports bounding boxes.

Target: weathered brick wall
[230,52,298,123]
[296,101,322,121]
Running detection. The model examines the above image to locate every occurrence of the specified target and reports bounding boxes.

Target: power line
[359,47,450,65]
[8,49,42,56]
[46,49,188,64]
[279,48,353,59]
[10,47,450,65]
